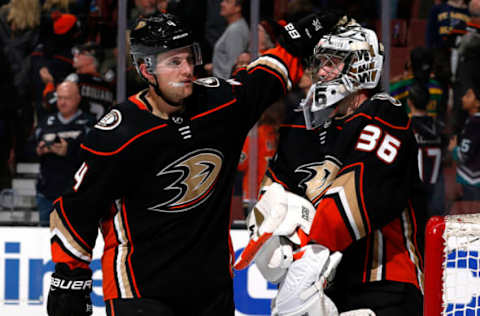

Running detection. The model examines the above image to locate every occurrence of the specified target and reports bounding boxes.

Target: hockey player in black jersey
[46,11,350,316]
[235,25,426,316]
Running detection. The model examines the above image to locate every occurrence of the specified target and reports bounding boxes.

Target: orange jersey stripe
[191,98,237,120]
[81,124,168,156]
[310,197,354,251]
[122,199,141,298]
[51,241,89,270]
[100,205,120,299]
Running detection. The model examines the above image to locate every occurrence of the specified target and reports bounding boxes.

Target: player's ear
[139,63,155,82]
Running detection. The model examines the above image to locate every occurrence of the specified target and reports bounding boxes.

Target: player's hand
[279,10,349,57]
[47,264,93,316]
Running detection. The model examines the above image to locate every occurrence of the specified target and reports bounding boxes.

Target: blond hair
[2,0,40,31]
[42,0,70,13]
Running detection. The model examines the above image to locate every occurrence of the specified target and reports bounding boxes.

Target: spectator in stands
[31,12,82,123]
[41,42,115,120]
[34,81,95,226]
[0,46,16,190]
[450,0,480,136]
[390,46,446,122]
[448,80,480,201]
[238,101,284,207]
[128,0,160,29]
[203,0,227,67]
[205,0,249,79]
[0,0,41,163]
[408,82,448,216]
[426,0,470,49]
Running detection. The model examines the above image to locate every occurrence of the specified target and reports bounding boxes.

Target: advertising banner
[0,227,276,315]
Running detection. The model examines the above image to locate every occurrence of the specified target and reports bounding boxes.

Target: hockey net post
[424,214,480,315]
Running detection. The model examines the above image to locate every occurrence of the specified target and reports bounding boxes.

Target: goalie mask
[300,26,384,129]
[129,13,202,78]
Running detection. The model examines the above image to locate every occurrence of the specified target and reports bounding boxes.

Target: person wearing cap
[449,82,480,201]
[31,12,82,122]
[41,42,115,120]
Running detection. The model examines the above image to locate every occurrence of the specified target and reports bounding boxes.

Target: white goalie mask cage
[300,26,384,129]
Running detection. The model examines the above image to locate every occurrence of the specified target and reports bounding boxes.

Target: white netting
[442,214,480,315]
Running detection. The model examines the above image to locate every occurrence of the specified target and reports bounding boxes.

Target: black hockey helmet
[129,13,202,75]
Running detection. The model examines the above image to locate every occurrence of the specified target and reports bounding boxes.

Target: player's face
[317,55,345,82]
[56,83,81,118]
[154,47,195,103]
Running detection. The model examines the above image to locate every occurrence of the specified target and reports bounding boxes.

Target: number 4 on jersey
[73,162,88,192]
[355,124,401,164]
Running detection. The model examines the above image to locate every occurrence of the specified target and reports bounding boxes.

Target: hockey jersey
[49,46,303,302]
[453,113,480,186]
[411,115,447,185]
[267,94,426,293]
[35,110,95,199]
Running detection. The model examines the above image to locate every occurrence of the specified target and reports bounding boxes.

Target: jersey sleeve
[50,133,127,271]
[308,98,421,251]
[231,45,304,130]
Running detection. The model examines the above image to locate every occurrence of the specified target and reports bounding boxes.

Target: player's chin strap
[151,76,184,108]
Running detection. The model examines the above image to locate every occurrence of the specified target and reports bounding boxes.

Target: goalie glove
[273,191,316,245]
[279,11,349,58]
[234,183,289,270]
[271,245,343,316]
[47,263,93,316]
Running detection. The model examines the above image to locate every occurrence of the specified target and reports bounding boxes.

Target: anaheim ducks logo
[295,162,324,192]
[295,161,339,201]
[149,148,223,213]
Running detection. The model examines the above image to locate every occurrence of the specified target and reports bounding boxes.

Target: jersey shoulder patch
[94,109,122,130]
[82,102,161,156]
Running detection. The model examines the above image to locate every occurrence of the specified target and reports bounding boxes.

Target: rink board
[0,227,275,316]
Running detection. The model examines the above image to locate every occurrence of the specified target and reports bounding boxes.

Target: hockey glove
[279,11,348,58]
[234,183,289,270]
[47,263,93,316]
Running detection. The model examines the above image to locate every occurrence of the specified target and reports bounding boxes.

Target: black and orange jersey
[411,115,446,184]
[267,94,426,293]
[49,45,303,302]
[238,124,278,200]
